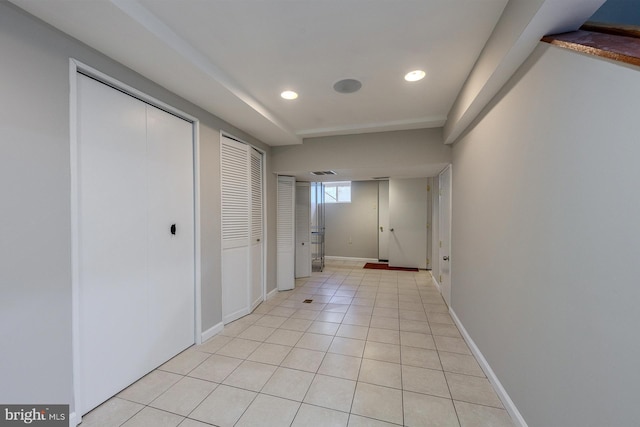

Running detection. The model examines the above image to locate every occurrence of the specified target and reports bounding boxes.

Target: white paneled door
[439,165,452,306]
[295,182,311,278]
[277,176,296,290]
[221,137,264,323]
[388,178,428,269]
[77,74,195,415]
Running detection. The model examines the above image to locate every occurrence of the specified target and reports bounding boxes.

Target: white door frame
[69,59,202,425]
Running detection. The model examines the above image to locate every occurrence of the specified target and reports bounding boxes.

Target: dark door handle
[170,224,176,235]
[443,256,449,261]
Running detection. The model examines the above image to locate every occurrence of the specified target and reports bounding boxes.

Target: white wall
[0,1,275,413]
[325,181,379,259]
[451,43,640,426]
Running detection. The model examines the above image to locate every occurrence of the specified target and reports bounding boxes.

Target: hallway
[80,260,514,426]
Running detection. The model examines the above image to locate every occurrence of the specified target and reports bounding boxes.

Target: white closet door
[78,74,149,413]
[221,136,251,323]
[146,105,195,367]
[388,178,428,269]
[439,165,452,306]
[77,74,195,414]
[295,182,311,278]
[250,148,264,309]
[277,176,295,290]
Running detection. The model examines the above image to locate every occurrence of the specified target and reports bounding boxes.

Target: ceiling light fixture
[404,70,426,82]
[333,79,362,94]
[280,90,298,100]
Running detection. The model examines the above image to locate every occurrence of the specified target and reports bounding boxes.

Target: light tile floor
[81,259,515,427]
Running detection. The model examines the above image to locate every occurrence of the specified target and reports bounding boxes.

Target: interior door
[146,105,195,367]
[439,165,452,306]
[378,180,390,261]
[295,182,311,278]
[277,176,295,290]
[221,136,250,323]
[77,74,195,414]
[388,178,428,269]
[250,148,264,310]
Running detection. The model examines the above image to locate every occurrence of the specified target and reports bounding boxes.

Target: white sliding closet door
[250,148,264,309]
[221,136,251,323]
[295,182,311,278]
[77,74,195,415]
[277,176,295,290]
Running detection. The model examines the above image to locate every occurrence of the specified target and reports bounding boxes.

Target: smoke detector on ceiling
[333,79,362,94]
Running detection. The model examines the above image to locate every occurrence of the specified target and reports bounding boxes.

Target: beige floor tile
[430,323,462,338]
[398,302,425,312]
[80,397,144,427]
[439,351,485,377]
[280,317,313,331]
[434,336,472,355]
[189,385,256,427]
[177,419,212,427]
[346,306,374,316]
[446,373,504,408]
[358,359,402,389]
[400,331,436,350]
[316,311,346,323]
[369,316,400,330]
[149,376,217,416]
[324,303,350,313]
[295,332,334,351]
[307,321,341,335]
[367,328,400,345]
[197,334,233,354]
[281,348,325,372]
[403,391,459,427]
[292,309,321,320]
[351,298,375,307]
[158,348,210,375]
[235,394,300,427]
[363,341,401,364]
[188,354,242,383]
[304,374,356,412]
[266,306,297,317]
[335,289,357,297]
[328,337,366,357]
[454,400,515,427]
[264,329,304,346]
[121,407,184,427]
[351,382,403,425]
[222,360,277,392]
[237,325,276,342]
[424,303,449,314]
[347,414,400,427]
[337,324,369,340]
[399,310,428,321]
[401,346,442,370]
[219,321,251,337]
[216,338,262,359]
[317,353,362,381]
[342,314,372,327]
[330,296,353,304]
[246,342,292,365]
[399,319,431,334]
[292,404,349,427]
[372,307,400,318]
[253,314,288,328]
[428,312,455,325]
[261,367,315,401]
[402,365,450,398]
[117,370,182,405]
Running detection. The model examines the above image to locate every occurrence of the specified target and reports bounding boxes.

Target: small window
[324,181,351,203]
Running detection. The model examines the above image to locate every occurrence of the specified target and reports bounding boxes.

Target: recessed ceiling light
[404,70,426,82]
[281,90,298,100]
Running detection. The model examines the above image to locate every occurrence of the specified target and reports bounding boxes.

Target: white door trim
[69,59,201,424]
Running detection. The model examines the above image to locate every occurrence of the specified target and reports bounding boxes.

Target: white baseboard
[449,309,528,427]
[431,273,442,293]
[325,256,379,263]
[201,321,224,342]
[266,287,279,300]
[69,412,78,427]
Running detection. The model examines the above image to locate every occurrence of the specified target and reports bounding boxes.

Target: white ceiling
[11,0,510,146]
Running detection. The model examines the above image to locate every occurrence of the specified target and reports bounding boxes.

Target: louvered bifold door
[221,136,251,323]
[277,176,296,290]
[250,148,264,309]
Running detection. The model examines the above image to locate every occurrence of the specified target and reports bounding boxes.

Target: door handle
[443,256,449,261]
[390,228,394,232]
[380,226,384,232]
[257,238,260,242]
[170,224,176,235]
